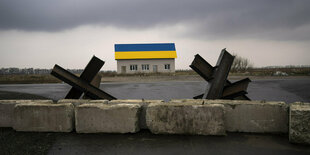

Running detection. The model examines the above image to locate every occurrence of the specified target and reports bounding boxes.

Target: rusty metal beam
[233,94,251,100]
[194,85,251,100]
[190,49,251,100]
[222,91,247,99]
[189,54,214,81]
[193,94,204,99]
[65,56,104,99]
[191,83,251,100]
[83,74,102,99]
[206,49,234,99]
[222,78,251,97]
[51,65,116,100]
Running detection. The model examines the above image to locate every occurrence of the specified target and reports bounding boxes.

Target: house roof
[115,43,177,60]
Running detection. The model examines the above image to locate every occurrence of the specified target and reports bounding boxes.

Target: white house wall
[116,59,175,74]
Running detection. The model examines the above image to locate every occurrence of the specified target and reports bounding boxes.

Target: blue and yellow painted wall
[115,43,177,60]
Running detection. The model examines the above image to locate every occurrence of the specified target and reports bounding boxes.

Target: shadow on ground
[1,128,309,155]
[0,90,49,100]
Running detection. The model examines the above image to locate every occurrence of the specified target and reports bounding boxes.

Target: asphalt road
[48,130,310,155]
[0,78,309,103]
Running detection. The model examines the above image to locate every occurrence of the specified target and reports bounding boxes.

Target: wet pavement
[48,130,310,155]
[0,78,309,103]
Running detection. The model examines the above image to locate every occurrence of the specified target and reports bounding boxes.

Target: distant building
[115,43,177,74]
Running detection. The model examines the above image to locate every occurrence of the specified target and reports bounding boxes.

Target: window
[142,64,149,70]
[130,65,138,71]
[164,64,170,70]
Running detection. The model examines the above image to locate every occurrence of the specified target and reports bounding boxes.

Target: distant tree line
[230,54,253,73]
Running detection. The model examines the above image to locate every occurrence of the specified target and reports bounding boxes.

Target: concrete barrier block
[13,103,74,132]
[58,99,92,107]
[75,103,141,133]
[0,100,53,127]
[89,100,109,104]
[222,100,288,133]
[289,103,310,145]
[109,100,163,129]
[291,102,310,106]
[146,102,226,135]
[109,99,163,104]
[170,99,288,133]
[170,99,204,104]
[58,99,109,106]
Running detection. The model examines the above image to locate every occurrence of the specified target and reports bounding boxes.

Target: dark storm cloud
[1,0,310,40]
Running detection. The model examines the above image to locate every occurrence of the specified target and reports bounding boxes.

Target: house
[115,43,177,74]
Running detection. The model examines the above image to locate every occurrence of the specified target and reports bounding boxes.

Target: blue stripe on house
[115,43,176,52]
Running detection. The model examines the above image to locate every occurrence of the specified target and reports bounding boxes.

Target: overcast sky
[0,0,309,70]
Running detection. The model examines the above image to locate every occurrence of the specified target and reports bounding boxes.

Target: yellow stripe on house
[115,51,177,59]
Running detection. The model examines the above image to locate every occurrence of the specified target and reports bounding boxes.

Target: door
[153,65,158,73]
[121,66,126,74]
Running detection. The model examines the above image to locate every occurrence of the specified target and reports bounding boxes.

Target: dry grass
[0,74,60,84]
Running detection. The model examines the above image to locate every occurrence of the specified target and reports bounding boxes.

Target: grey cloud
[1,0,310,40]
